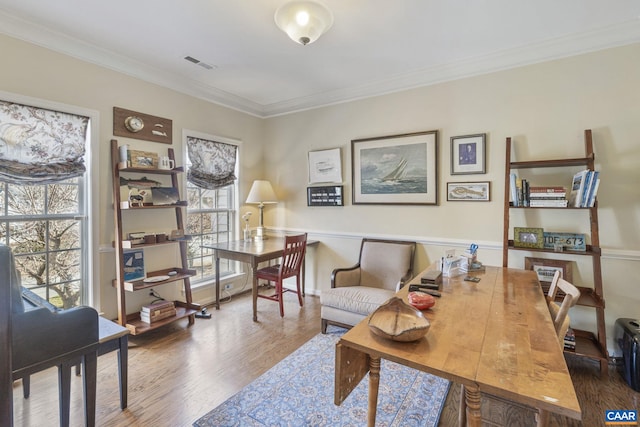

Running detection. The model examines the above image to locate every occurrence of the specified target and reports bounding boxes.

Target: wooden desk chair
[546,270,581,344]
[256,233,307,317]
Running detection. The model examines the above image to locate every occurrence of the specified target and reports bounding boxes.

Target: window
[183,130,240,284]
[0,94,96,309]
[0,178,86,308]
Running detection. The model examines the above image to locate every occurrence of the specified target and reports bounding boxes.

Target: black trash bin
[614,318,640,392]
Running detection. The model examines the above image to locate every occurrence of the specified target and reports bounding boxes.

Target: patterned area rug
[193,327,450,427]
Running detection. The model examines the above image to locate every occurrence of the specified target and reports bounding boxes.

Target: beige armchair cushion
[321,238,416,333]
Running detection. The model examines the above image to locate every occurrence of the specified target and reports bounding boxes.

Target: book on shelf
[510,173,520,207]
[529,199,569,207]
[568,170,590,207]
[140,307,177,324]
[586,177,600,207]
[528,186,567,198]
[141,300,175,314]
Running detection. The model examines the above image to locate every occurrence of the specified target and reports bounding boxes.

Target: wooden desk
[334,266,581,427]
[204,238,317,321]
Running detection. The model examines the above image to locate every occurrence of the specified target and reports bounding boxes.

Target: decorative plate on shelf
[143,275,170,283]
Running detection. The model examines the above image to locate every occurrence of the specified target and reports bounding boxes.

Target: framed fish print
[446,181,490,201]
[351,130,438,205]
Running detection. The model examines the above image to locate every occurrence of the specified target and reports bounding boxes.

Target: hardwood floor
[11,291,640,426]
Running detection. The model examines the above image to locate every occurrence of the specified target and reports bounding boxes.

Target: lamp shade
[246,180,278,204]
[274,1,333,46]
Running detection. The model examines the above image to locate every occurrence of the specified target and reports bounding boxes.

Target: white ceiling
[0,1,639,117]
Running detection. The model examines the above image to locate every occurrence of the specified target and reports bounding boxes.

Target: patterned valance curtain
[0,100,89,184]
[186,136,237,190]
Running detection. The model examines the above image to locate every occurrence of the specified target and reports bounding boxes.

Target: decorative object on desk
[274,0,334,46]
[368,297,430,342]
[447,181,490,201]
[151,187,180,205]
[142,275,170,283]
[307,185,344,206]
[441,252,468,277]
[122,249,144,282]
[113,107,172,144]
[525,257,573,286]
[351,130,438,205]
[157,155,175,170]
[408,292,436,310]
[119,144,129,165]
[513,227,544,249]
[129,149,158,169]
[543,232,586,252]
[308,147,342,183]
[451,133,486,175]
[193,328,450,427]
[241,212,252,242]
[246,180,278,241]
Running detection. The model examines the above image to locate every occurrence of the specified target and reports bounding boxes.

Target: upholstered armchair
[320,238,416,333]
[2,244,99,427]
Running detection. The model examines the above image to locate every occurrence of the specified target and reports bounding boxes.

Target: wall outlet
[224,283,233,290]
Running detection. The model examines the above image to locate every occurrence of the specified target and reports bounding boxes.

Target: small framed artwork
[129,149,158,169]
[524,257,573,283]
[307,185,344,206]
[447,181,490,201]
[352,130,438,205]
[451,133,486,175]
[513,227,544,249]
[308,148,342,184]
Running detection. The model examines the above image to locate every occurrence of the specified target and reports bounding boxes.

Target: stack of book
[568,169,600,207]
[140,300,176,324]
[528,186,568,207]
[564,327,576,351]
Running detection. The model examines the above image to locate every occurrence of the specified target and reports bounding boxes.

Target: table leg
[214,253,220,310]
[252,260,258,321]
[117,335,128,410]
[367,356,381,427]
[464,384,482,427]
[82,352,97,427]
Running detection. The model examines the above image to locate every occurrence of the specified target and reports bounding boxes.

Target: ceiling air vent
[184,56,216,70]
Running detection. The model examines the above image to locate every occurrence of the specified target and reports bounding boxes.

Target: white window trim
[0,90,100,308]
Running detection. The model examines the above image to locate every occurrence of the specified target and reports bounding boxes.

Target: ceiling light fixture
[274,1,333,46]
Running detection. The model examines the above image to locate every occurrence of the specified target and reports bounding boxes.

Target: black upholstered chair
[3,244,99,427]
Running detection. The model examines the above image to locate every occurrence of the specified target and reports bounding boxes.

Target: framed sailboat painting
[351,130,438,205]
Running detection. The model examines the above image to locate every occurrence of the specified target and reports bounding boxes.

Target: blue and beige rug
[193,327,450,426]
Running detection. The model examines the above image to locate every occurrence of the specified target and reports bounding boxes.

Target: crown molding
[1,9,639,118]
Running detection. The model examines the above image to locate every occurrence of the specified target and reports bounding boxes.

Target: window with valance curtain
[186,136,238,190]
[0,100,89,184]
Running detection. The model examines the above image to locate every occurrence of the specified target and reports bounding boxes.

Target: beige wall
[264,43,640,354]
[0,34,265,318]
[2,31,638,354]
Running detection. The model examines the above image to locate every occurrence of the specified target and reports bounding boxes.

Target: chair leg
[321,319,328,334]
[83,352,97,427]
[296,275,304,307]
[22,375,30,399]
[277,279,284,317]
[58,363,72,427]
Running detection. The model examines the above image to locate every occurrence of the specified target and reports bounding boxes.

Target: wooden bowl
[368,297,430,342]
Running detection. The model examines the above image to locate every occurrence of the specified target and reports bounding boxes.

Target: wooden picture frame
[446,181,490,201]
[524,257,573,283]
[352,130,438,205]
[129,149,158,169]
[451,133,486,175]
[513,227,544,249]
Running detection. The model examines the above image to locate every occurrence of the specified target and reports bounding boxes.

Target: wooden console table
[334,266,581,426]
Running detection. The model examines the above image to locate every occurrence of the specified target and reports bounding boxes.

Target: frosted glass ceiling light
[274,1,333,46]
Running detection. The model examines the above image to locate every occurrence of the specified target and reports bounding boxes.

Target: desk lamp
[246,180,278,241]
